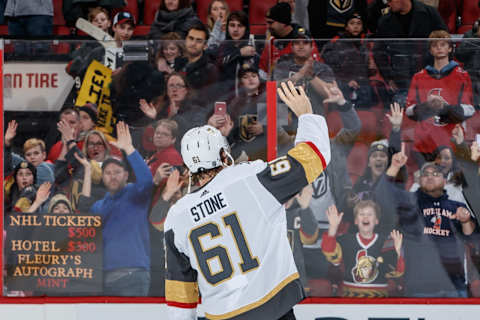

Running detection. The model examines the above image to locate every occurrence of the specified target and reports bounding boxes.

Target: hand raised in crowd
[156,59,173,74]
[73,150,91,169]
[219,114,234,137]
[27,182,52,213]
[453,206,472,223]
[74,152,92,198]
[36,182,52,203]
[240,45,256,57]
[296,184,313,209]
[348,80,360,90]
[162,169,184,202]
[208,114,227,128]
[57,119,76,146]
[386,102,404,131]
[5,120,18,147]
[390,229,403,257]
[111,121,135,155]
[208,113,234,137]
[298,56,314,79]
[322,82,346,106]
[387,142,408,177]
[326,204,344,237]
[153,163,172,186]
[471,141,480,162]
[277,81,312,117]
[139,99,158,120]
[451,124,464,145]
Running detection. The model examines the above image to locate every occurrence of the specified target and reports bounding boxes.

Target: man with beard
[374,146,477,297]
[78,121,154,296]
[174,23,219,103]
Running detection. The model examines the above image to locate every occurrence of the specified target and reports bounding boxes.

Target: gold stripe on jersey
[205,272,300,320]
[300,228,319,245]
[343,285,388,298]
[165,280,199,304]
[287,142,324,184]
[14,198,32,212]
[323,242,342,265]
[385,270,404,278]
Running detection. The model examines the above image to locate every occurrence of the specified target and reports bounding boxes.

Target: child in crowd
[322,201,404,297]
[405,30,475,167]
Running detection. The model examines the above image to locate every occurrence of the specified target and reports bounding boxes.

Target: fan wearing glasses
[373,142,478,298]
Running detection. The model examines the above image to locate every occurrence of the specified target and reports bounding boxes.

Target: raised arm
[255,81,331,204]
[112,121,153,196]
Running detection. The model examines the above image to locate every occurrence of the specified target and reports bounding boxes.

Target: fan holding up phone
[207,102,234,137]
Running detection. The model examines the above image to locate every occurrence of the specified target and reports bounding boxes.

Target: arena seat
[112,0,140,23]
[347,142,369,185]
[144,0,163,25]
[53,0,66,26]
[52,26,72,54]
[249,0,277,35]
[456,0,480,34]
[53,0,72,35]
[134,25,151,36]
[0,25,8,36]
[326,110,343,138]
[357,110,380,144]
[195,0,244,25]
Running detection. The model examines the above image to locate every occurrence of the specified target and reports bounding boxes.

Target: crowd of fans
[3,0,480,299]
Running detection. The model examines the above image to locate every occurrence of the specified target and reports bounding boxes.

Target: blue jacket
[90,151,153,271]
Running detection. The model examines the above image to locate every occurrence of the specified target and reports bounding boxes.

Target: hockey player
[164,81,332,320]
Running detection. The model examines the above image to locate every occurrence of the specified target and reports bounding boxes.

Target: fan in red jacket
[405,30,475,165]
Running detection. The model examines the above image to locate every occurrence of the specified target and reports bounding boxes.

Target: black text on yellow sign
[75,60,116,134]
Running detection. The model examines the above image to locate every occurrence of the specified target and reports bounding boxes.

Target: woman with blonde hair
[206,0,230,48]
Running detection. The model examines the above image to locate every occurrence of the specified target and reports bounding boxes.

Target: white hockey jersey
[164,114,330,320]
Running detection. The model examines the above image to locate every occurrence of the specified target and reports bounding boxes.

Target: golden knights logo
[330,0,353,13]
[239,114,258,142]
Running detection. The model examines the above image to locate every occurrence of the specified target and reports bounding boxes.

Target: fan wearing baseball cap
[322,12,374,110]
[374,143,477,297]
[259,2,320,79]
[112,11,135,43]
[77,121,154,296]
[66,11,135,79]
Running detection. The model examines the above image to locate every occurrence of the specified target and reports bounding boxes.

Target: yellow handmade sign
[75,60,116,134]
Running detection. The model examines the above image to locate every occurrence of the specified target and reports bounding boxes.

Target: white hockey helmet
[181,125,231,174]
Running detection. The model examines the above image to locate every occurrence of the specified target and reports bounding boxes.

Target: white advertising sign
[294,304,480,320]
[3,62,75,112]
[0,303,480,320]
